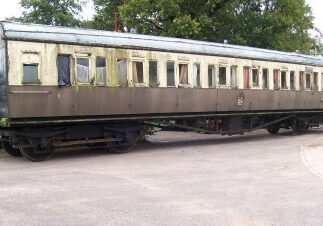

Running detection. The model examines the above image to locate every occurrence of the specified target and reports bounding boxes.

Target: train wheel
[266,124,280,135]
[110,132,137,154]
[1,141,22,157]
[19,138,54,162]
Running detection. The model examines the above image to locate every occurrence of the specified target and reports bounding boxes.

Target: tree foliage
[18,0,317,53]
[91,0,125,31]
[19,0,85,27]
[91,0,315,53]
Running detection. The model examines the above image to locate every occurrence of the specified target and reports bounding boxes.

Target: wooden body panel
[8,86,323,119]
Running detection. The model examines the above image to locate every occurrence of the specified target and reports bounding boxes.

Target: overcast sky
[0,0,322,33]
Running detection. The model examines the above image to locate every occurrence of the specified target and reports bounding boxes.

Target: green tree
[91,0,125,31]
[214,0,315,53]
[91,0,315,53]
[19,0,85,27]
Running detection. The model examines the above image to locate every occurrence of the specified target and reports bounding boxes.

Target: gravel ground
[0,129,323,226]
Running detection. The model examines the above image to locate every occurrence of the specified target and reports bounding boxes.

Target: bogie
[1,141,22,157]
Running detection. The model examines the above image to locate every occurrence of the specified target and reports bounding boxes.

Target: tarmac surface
[0,129,323,226]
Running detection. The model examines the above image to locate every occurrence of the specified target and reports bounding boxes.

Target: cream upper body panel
[7,40,323,91]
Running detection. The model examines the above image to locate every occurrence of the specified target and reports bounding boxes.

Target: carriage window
[208,65,216,88]
[300,72,305,90]
[96,57,106,85]
[149,61,158,87]
[193,64,201,87]
[290,71,295,90]
[219,66,227,85]
[133,61,144,83]
[58,55,71,87]
[243,67,250,89]
[76,58,90,83]
[262,68,269,89]
[117,59,128,86]
[314,72,318,91]
[231,66,238,88]
[305,73,311,90]
[281,71,287,89]
[179,64,188,85]
[23,64,40,84]
[167,62,175,87]
[252,68,259,87]
[274,69,279,90]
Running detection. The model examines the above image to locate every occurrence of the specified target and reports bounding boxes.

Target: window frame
[117,58,128,87]
[166,61,176,87]
[300,71,305,91]
[280,70,288,90]
[230,65,238,89]
[149,60,159,87]
[193,63,201,88]
[132,60,145,85]
[273,69,280,90]
[178,63,189,87]
[243,66,250,89]
[95,56,107,86]
[289,71,295,90]
[75,56,91,84]
[218,65,227,87]
[313,72,319,91]
[57,54,72,87]
[208,64,216,88]
[305,73,311,90]
[22,63,41,85]
[251,67,260,88]
[262,68,269,90]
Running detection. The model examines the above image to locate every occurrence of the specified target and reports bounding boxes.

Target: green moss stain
[74,84,80,93]
[109,52,118,87]
[0,118,10,127]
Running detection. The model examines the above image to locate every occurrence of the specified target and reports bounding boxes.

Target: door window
[58,55,71,87]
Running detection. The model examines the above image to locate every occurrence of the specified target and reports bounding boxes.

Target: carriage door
[58,55,71,87]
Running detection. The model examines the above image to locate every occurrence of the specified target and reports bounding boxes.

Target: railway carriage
[1,22,323,161]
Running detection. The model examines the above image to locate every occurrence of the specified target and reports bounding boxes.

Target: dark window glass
[208,65,216,88]
[117,59,128,86]
[23,64,40,84]
[300,72,305,90]
[314,72,318,91]
[281,71,287,89]
[219,67,226,85]
[76,58,90,83]
[96,57,106,85]
[290,71,295,90]
[149,61,158,87]
[133,61,144,83]
[306,73,311,89]
[58,55,71,87]
[193,64,201,87]
[252,68,259,87]
[262,68,268,89]
[167,62,175,86]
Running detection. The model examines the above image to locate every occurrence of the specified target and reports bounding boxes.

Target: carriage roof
[1,21,323,67]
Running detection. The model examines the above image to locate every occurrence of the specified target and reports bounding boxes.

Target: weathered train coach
[1,22,323,161]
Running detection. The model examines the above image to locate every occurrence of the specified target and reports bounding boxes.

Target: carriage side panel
[0,24,8,120]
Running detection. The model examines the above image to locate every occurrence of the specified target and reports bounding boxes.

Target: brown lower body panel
[7,86,323,119]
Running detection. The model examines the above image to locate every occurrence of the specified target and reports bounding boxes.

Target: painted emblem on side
[237,92,245,106]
